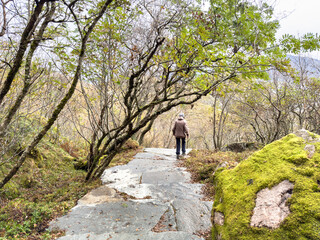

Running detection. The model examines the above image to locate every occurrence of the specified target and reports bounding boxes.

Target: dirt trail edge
[49,148,213,240]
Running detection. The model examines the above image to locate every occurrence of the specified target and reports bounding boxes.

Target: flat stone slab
[56,231,203,240]
[150,182,203,201]
[127,158,178,173]
[141,170,190,184]
[49,148,212,240]
[144,148,192,156]
[77,185,121,205]
[50,202,167,235]
[173,200,213,233]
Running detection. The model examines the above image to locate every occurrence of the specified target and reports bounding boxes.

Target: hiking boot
[176,155,180,159]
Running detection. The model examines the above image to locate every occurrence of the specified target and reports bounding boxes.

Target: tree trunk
[138,118,155,145]
[0,0,8,37]
[0,0,114,189]
[0,0,47,105]
[0,2,55,136]
[212,93,218,149]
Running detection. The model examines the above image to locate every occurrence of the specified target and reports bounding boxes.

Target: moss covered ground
[0,139,142,240]
[212,133,320,240]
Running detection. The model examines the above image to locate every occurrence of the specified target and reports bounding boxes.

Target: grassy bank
[0,139,142,240]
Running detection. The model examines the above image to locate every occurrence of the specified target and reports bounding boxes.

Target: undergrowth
[0,138,142,240]
[181,149,255,201]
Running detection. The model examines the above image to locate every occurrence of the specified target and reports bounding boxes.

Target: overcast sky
[273,0,320,58]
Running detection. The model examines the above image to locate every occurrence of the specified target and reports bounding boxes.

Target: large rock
[212,130,320,240]
[224,142,259,152]
[250,180,294,229]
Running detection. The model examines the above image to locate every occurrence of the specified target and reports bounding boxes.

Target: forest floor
[0,139,142,240]
[180,149,255,202]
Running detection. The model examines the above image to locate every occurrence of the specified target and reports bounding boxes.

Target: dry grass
[179,149,254,201]
[178,149,255,240]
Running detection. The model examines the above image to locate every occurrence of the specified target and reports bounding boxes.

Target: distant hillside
[287,54,320,76]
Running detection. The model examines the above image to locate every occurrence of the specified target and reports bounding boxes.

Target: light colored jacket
[172,117,189,138]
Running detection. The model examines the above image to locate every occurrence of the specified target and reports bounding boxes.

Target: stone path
[49,148,213,240]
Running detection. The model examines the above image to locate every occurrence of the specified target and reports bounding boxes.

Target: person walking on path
[172,113,189,159]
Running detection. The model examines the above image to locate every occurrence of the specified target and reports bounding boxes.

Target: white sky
[273,0,320,59]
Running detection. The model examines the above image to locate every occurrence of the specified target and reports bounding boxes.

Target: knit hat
[179,113,184,118]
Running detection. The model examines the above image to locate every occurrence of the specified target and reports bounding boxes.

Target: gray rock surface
[250,180,294,229]
[294,129,320,142]
[56,231,202,240]
[49,148,212,240]
[77,185,121,205]
[304,144,316,158]
[173,199,212,233]
[213,212,225,226]
[212,161,229,177]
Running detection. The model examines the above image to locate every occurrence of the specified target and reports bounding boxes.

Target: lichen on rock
[212,130,320,240]
[250,180,293,229]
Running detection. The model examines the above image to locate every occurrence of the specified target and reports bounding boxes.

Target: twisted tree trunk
[0,0,114,189]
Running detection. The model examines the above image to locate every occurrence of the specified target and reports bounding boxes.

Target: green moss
[213,133,320,240]
[64,156,77,162]
[0,139,101,239]
[73,159,87,170]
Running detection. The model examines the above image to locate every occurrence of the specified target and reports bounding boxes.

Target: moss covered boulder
[212,130,320,240]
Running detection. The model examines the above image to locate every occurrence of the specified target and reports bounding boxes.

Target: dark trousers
[176,137,186,155]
